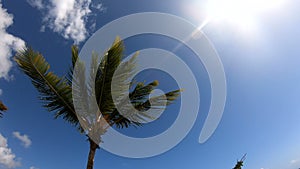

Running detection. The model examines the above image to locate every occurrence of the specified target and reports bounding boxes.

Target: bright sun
[204,0,284,31]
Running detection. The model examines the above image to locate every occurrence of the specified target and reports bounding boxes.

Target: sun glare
[205,0,284,30]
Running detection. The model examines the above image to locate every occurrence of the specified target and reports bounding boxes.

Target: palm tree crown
[15,38,181,169]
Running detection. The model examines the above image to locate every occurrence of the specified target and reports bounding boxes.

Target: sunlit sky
[1,0,300,169]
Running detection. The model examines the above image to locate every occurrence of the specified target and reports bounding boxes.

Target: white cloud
[30,166,39,169]
[0,89,2,96]
[0,133,21,169]
[0,2,26,80]
[28,0,104,44]
[290,159,298,164]
[12,132,32,148]
[27,0,44,10]
[91,3,105,11]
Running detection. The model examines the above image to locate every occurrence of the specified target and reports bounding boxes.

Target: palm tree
[0,101,8,118]
[15,38,181,169]
[233,154,246,169]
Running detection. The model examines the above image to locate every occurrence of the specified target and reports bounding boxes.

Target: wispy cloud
[0,1,26,80]
[290,159,299,164]
[30,166,39,169]
[12,132,32,148]
[0,133,21,169]
[27,0,44,10]
[0,89,2,96]
[27,0,105,44]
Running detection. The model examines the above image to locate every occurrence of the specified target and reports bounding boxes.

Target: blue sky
[0,0,300,169]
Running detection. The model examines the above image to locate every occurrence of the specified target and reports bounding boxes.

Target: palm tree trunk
[86,139,99,169]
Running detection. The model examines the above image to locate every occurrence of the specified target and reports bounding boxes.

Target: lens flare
[205,0,284,30]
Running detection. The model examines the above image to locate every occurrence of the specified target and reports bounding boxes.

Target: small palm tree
[233,154,246,169]
[0,101,8,118]
[15,38,181,169]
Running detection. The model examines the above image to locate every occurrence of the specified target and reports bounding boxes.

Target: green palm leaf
[110,81,181,127]
[66,45,80,85]
[15,48,79,127]
[95,37,123,114]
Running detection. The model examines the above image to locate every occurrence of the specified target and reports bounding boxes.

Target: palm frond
[66,45,93,131]
[66,45,79,85]
[129,80,159,104]
[109,81,181,128]
[95,37,123,114]
[0,101,8,118]
[135,89,182,110]
[73,52,101,133]
[111,51,138,107]
[109,109,142,128]
[87,52,101,120]
[15,47,79,127]
[72,56,90,119]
